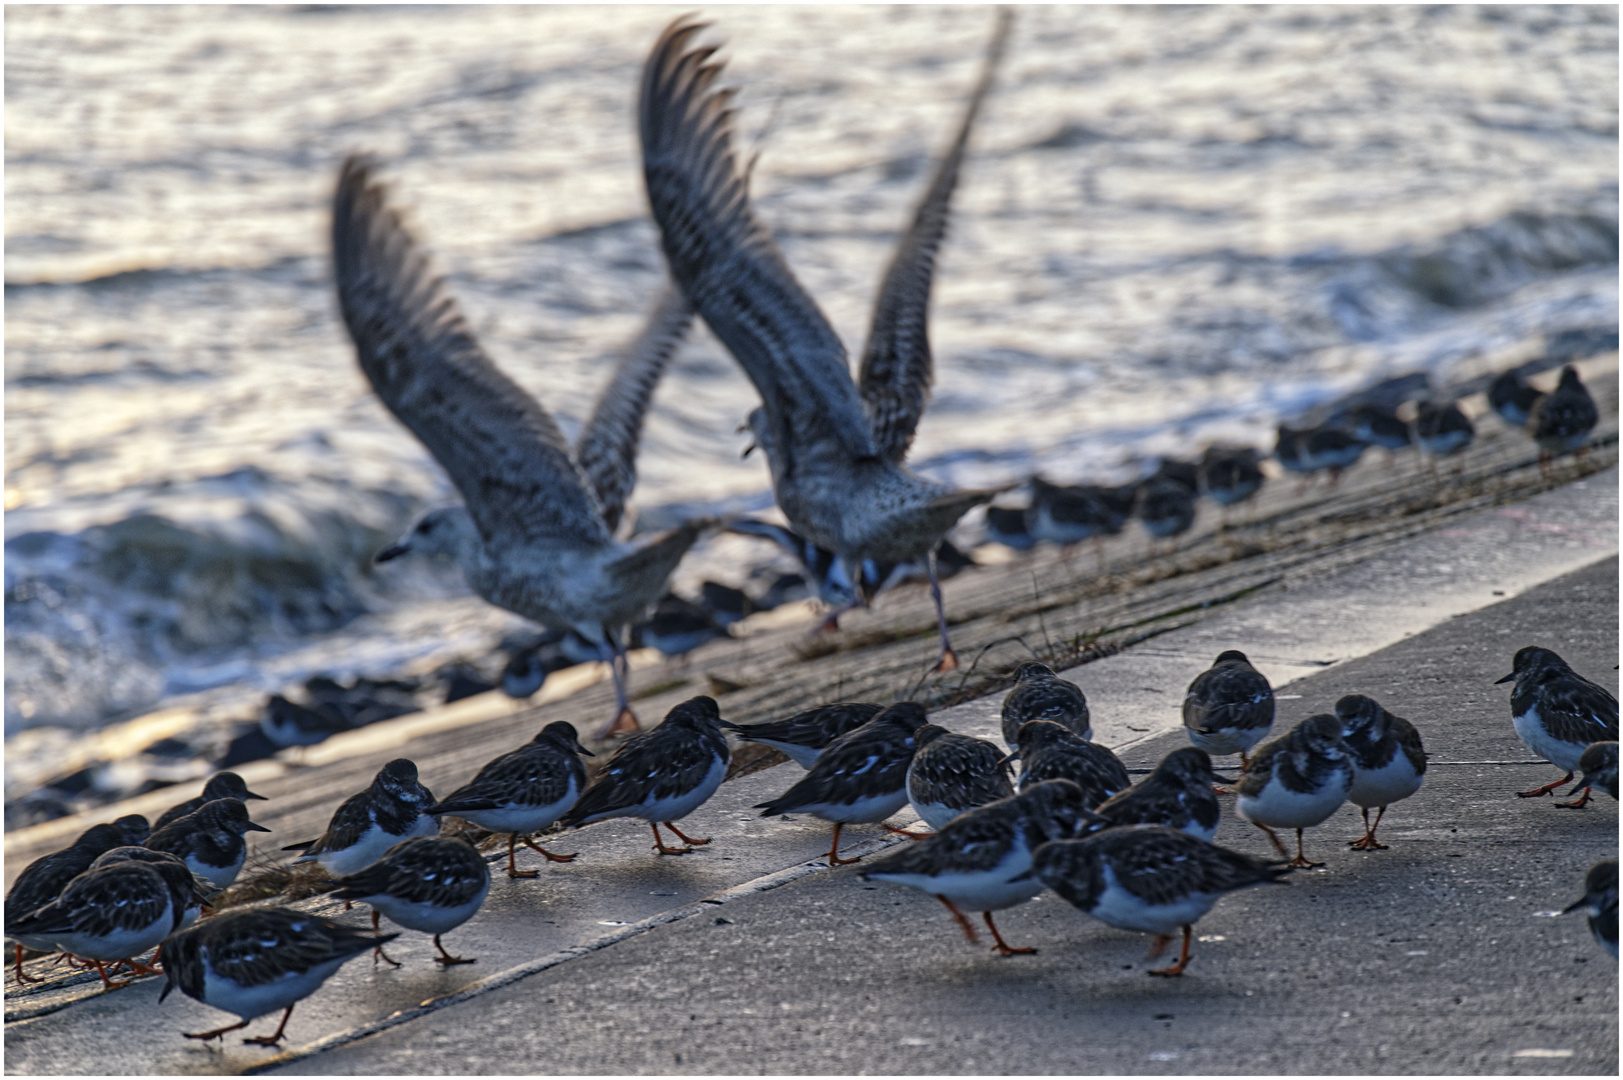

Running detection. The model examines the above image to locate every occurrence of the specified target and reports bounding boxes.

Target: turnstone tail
[1000,662,1090,749]
[159,906,398,1045]
[1093,746,1225,841]
[984,504,1037,552]
[1567,741,1619,805]
[1496,646,1618,800]
[153,771,268,832]
[6,821,152,982]
[906,724,1014,830]
[755,702,930,865]
[1529,365,1599,471]
[1197,446,1266,515]
[557,696,730,855]
[144,797,271,892]
[282,759,438,877]
[861,779,1094,955]
[1563,858,1618,960]
[1032,825,1290,976]
[1488,369,1543,428]
[1009,720,1130,809]
[639,12,1013,676]
[335,156,709,742]
[427,721,591,877]
[327,834,491,966]
[1183,649,1275,767]
[717,701,885,769]
[1335,694,1427,849]
[1234,714,1354,868]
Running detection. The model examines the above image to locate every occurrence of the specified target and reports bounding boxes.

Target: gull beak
[1493,672,1515,684]
[374,542,408,564]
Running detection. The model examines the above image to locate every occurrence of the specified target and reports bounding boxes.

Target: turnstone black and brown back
[153,771,268,831]
[1009,720,1130,809]
[1234,713,1353,868]
[984,504,1037,552]
[1568,741,1619,806]
[1347,404,1414,456]
[1135,474,1197,544]
[1183,650,1275,766]
[427,721,592,877]
[1529,365,1599,470]
[718,701,885,769]
[282,758,438,876]
[557,696,731,855]
[327,834,491,966]
[1334,694,1426,849]
[1093,746,1225,841]
[1563,858,1618,960]
[1496,646,1619,801]
[906,724,1014,830]
[144,798,271,892]
[1001,662,1090,749]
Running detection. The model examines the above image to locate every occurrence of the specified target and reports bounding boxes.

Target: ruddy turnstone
[718,701,885,769]
[1093,746,1226,841]
[144,798,271,892]
[700,580,757,626]
[1000,662,1090,749]
[1234,713,1353,868]
[87,847,212,932]
[984,504,1037,552]
[1025,478,1132,551]
[557,696,731,855]
[1568,741,1619,805]
[1031,825,1290,975]
[1563,858,1618,959]
[282,759,438,877]
[1347,404,1414,457]
[1008,720,1130,809]
[1334,694,1427,849]
[500,645,550,701]
[153,772,268,831]
[1414,399,1474,467]
[754,702,930,865]
[640,13,1013,674]
[1496,646,1619,801]
[1197,446,1266,519]
[159,906,398,1044]
[327,834,491,966]
[1529,365,1599,472]
[260,694,351,752]
[637,593,731,660]
[426,721,592,878]
[1183,649,1275,767]
[860,779,1094,956]
[5,820,149,983]
[1488,369,1543,427]
[906,724,1015,830]
[1136,475,1198,545]
[8,859,211,989]
[1275,423,1366,487]
[336,157,710,741]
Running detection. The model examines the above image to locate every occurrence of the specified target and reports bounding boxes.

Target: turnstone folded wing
[260,694,351,751]
[906,725,1014,830]
[1093,746,1225,841]
[1568,741,1619,806]
[557,696,730,855]
[1234,714,1353,868]
[1346,404,1413,453]
[327,834,491,967]
[1183,649,1275,765]
[718,701,885,769]
[755,702,930,865]
[144,798,271,892]
[1563,858,1618,960]
[153,771,268,832]
[87,847,213,932]
[1497,646,1619,800]
[1529,365,1599,464]
[1010,720,1130,809]
[159,906,399,1045]
[5,821,145,981]
[1032,825,1290,976]
[427,721,591,877]
[1000,662,1090,749]
[637,593,731,659]
[1335,694,1426,849]
[283,758,438,877]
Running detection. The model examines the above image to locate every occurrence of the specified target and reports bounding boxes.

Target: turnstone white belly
[153,772,268,832]
[1497,646,1618,801]
[1008,719,1130,809]
[719,701,885,769]
[1335,694,1427,849]
[1183,650,1275,764]
[906,725,1015,830]
[328,834,491,967]
[1234,714,1354,868]
[283,759,438,877]
[1000,662,1090,749]
[144,798,271,892]
[1564,858,1618,960]
[1093,746,1226,841]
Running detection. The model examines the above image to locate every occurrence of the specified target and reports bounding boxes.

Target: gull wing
[859,9,1012,463]
[574,284,694,534]
[640,18,878,464]
[333,156,610,547]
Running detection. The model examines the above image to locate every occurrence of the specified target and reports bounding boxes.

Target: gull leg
[432,934,475,966]
[241,1004,296,1046]
[936,895,980,945]
[1290,827,1324,869]
[521,835,579,862]
[595,629,640,740]
[926,549,958,674]
[983,912,1036,956]
[505,834,539,878]
[1517,772,1574,799]
[1148,925,1194,977]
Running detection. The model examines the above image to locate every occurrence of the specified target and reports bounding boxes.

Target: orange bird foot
[649,823,694,856]
[1516,773,1573,799]
[521,837,579,862]
[184,1020,250,1043]
[1147,926,1193,976]
[433,936,475,966]
[936,896,979,945]
[663,822,710,846]
[983,913,1035,956]
[1554,789,1593,810]
[932,649,960,675]
[882,824,932,841]
[1210,784,1234,796]
[506,867,541,879]
[1288,855,1325,869]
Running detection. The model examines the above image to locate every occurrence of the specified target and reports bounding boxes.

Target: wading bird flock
[4,10,1615,1053]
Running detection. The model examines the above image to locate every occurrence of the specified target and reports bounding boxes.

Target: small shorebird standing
[1564,858,1618,960]
[1567,741,1618,805]
[1414,399,1475,475]
[638,12,1014,674]
[719,701,885,769]
[1488,369,1543,427]
[1092,746,1227,841]
[1528,365,1600,475]
[1234,714,1354,868]
[1496,645,1618,801]
[1334,694,1427,849]
[144,798,272,893]
[1000,662,1091,749]
[5,819,149,983]
[153,772,267,832]
[906,724,1015,830]
[325,834,491,967]
[1183,650,1276,769]
[1006,719,1130,810]
[334,157,710,739]
[281,759,438,878]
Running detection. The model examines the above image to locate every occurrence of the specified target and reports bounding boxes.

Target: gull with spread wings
[333,156,709,739]
[639,12,1012,673]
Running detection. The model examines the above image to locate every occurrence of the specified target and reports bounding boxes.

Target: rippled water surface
[5,6,1617,777]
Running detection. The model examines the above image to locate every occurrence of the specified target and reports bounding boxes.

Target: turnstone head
[1235,713,1354,868]
[144,798,271,892]
[1183,649,1275,764]
[1000,662,1090,749]
[1135,476,1198,541]
[754,702,930,865]
[1031,825,1291,975]
[906,724,1015,830]
[1093,746,1226,841]
[718,701,885,769]
[153,772,268,832]
[1529,365,1599,457]
[1496,645,1619,801]
[1569,741,1619,804]
[1334,694,1427,849]
[984,504,1037,551]
[1347,404,1414,451]
[860,779,1094,956]
[1563,858,1618,960]
[1414,399,1474,458]
[557,696,730,855]
[159,906,399,1045]
[427,721,592,877]
[1009,720,1130,809]
[1197,446,1266,508]
[327,834,491,967]
[112,814,154,846]
[6,821,148,975]
[1488,369,1543,428]
[283,759,438,877]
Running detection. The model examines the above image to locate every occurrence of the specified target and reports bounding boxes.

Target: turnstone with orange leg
[1334,694,1426,849]
[1183,650,1274,768]
[1234,714,1353,868]
[6,818,152,983]
[719,702,885,769]
[1566,741,1618,806]
[906,725,1014,830]
[281,759,437,878]
[1530,365,1600,474]
[153,772,267,831]
[1092,747,1227,841]
[1496,646,1618,801]
[159,907,397,1045]
[1031,825,1290,976]
[557,696,730,856]
[144,798,271,892]
[860,779,1095,956]
[326,835,490,967]
[426,722,592,878]
[1000,662,1090,749]
[754,703,930,865]
[1564,858,1618,960]
[1007,720,1130,809]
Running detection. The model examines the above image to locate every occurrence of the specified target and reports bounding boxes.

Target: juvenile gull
[334,156,709,738]
[639,13,1014,674]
